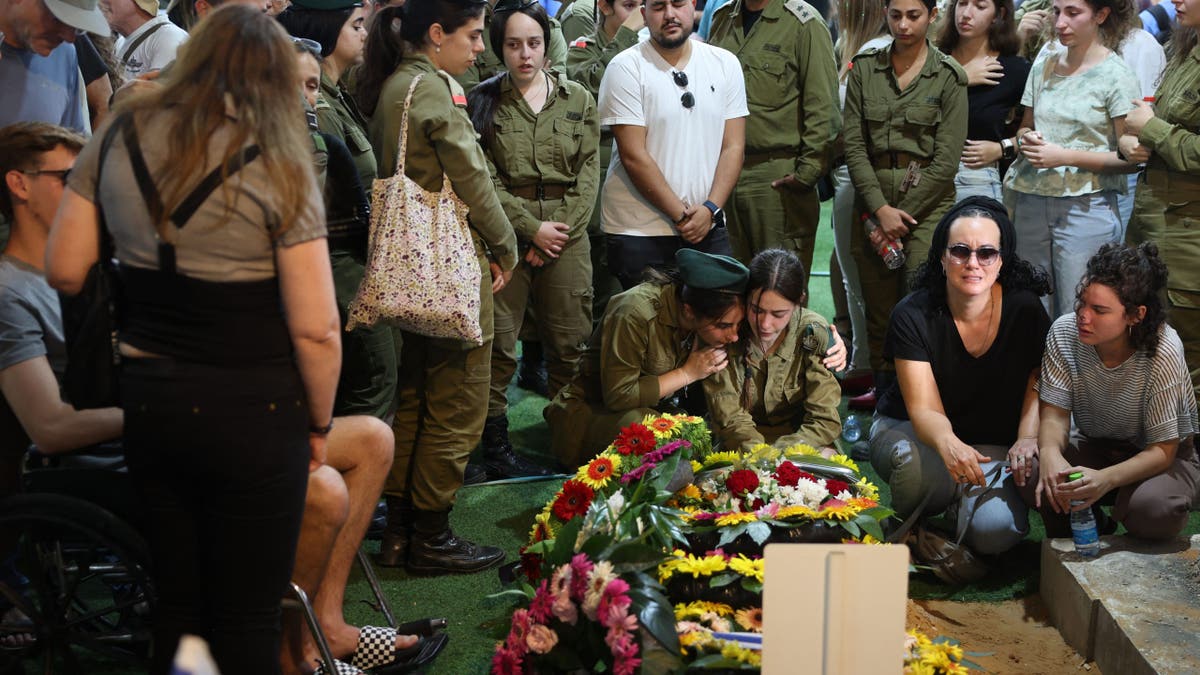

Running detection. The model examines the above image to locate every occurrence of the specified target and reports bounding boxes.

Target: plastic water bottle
[1068,471,1101,557]
[841,415,862,443]
[862,215,906,270]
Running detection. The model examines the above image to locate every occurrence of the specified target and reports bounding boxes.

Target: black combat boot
[482,415,552,480]
[406,509,505,576]
[375,496,413,568]
[516,340,549,396]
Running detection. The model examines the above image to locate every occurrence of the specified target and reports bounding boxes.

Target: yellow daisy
[644,414,679,439]
[691,459,703,473]
[680,600,733,617]
[782,443,821,457]
[720,643,762,666]
[676,553,728,577]
[728,554,764,583]
[575,455,617,489]
[700,450,742,468]
[678,484,701,499]
[853,476,881,501]
[828,454,861,473]
[775,505,817,520]
[734,607,763,632]
[818,500,861,521]
[715,511,758,527]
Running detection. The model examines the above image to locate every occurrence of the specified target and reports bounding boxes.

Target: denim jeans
[953,162,1003,203]
[869,415,1032,555]
[1009,190,1122,317]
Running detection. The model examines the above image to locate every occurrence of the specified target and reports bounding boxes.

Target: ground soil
[906,595,1099,674]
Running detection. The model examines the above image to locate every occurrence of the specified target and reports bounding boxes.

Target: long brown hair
[115,5,315,239]
[936,0,1021,56]
[837,0,888,80]
[1168,25,1199,69]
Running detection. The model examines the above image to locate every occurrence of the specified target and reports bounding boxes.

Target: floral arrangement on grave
[492,414,896,674]
[903,630,980,674]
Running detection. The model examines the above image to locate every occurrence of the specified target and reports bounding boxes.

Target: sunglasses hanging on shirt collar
[672,71,694,109]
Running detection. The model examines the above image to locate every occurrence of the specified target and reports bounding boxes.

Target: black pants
[121,358,310,675]
[605,224,733,291]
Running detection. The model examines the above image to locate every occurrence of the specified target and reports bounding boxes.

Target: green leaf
[745,521,771,545]
[856,514,885,542]
[639,600,682,654]
[839,519,861,538]
[524,539,554,555]
[547,518,583,566]
[716,523,748,548]
[580,532,614,558]
[741,578,763,594]
[708,572,738,588]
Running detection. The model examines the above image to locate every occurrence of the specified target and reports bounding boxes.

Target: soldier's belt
[743,149,798,167]
[874,151,931,170]
[509,182,573,200]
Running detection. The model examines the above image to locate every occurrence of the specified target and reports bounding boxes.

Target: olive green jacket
[558,0,596,44]
[315,71,377,190]
[843,40,967,220]
[455,11,569,92]
[565,22,640,97]
[368,55,518,275]
[479,72,600,244]
[1131,45,1200,291]
[568,283,690,412]
[709,0,840,189]
[704,309,842,451]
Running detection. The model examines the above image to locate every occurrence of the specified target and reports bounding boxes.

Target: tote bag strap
[392,73,424,179]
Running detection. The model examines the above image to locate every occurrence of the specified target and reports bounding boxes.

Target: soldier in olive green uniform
[455,2,569,92]
[369,19,519,573]
[705,308,842,451]
[558,0,596,43]
[843,38,967,377]
[467,2,600,479]
[708,0,840,275]
[281,0,401,422]
[545,250,749,468]
[1125,38,1200,401]
[566,0,641,324]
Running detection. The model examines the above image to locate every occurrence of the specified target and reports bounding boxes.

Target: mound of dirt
[906,595,1098,674]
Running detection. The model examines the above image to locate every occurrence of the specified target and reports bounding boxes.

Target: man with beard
[596,0,748,290]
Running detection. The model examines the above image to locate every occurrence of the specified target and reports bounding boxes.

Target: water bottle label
[1071,524,1099,547]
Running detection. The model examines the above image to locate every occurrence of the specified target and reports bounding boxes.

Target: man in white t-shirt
[597,0,748,289]
[101,0,188,79]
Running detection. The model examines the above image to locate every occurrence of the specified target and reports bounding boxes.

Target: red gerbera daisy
[614,423,656,456]
[551,480,595,521]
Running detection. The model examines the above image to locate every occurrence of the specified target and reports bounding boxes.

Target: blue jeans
[869,415,1031,555]
[1009,190,1121,317]
[605,224,733,290]
[954,163,1003,202]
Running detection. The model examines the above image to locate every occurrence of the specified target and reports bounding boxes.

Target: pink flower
[551,587,578,625]
[491,643,523,675]
[755,501,780,519]
[610,631,641,675]
[528,580,553,624]
[597,578,632,621]
[568,554,593,601]
[603,602,639,632]
[550,564,571,597]
[525,623,558,655]
[506,609,531,654]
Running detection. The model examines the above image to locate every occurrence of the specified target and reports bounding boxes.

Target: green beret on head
[675,249,749,294]
[289,0,362,10]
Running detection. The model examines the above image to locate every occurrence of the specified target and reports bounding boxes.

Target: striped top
[1037,314,1198,448]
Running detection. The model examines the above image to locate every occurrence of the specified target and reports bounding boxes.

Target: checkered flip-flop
[313,657,364,675]
[350,626,450,674]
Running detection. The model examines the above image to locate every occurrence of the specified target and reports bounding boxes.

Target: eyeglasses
[946,244,1001,266]
[494,0,538,12]
[290,37,323,58]
[672,70,694,109]
[21,169,71,184]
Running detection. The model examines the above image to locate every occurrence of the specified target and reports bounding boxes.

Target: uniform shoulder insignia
[314,95,333,112]
[570,36,592,49]
[783,0,817,23]
[937,51,969,85]
[433,69,469,107]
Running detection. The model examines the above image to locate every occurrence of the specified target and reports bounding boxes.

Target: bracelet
[1000,137,1016,160]
[309,419,334,436]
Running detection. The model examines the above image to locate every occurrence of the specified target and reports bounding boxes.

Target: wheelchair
[0,444,411,674]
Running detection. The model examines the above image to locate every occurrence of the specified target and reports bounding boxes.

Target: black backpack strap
[93,117,127,264]
[168,145,261,228]
[120,117,165,226]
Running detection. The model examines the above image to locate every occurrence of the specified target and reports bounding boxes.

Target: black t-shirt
[966,55,1030,142]
[74,34,110,87]
[876,286,1051,446]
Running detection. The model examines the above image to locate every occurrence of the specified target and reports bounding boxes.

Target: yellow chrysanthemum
[701,450,742,468]
[904,663,937,675]
[678,630,710,650]
[848,497,879,511]
[775,505,817,520]
[781,443,820,457]
[919,648,956,671]
[678,484,701,499]
[674,600,734,620]
[691,459,703,473]
[854,476,881,501]
[675,553,728,577]
[728,554,764,583]
[828,454,861,473]
[720,643,762,666]
[657,549,687,582]
[907,630,933,649]
[715,511,758,527]
[818,501,861,521]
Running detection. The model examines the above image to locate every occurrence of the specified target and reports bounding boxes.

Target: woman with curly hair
[869,197,1051,555]
[1035,242,1200,541]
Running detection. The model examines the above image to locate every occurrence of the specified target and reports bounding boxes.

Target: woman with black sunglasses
[868,197,1051,557]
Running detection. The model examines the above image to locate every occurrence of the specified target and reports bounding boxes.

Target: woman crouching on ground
[869,196,1051,555]
[545,249,748,469]
[1036,242,1200,540]
[704,249,843,454]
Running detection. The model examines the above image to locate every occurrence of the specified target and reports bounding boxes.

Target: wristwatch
[1000,138,1016,160]
[702,200,724,226]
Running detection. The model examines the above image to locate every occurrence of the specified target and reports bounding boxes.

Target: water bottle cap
[1068,471,1083,481]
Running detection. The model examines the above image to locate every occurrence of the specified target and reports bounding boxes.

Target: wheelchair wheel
[0,493,154,674]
